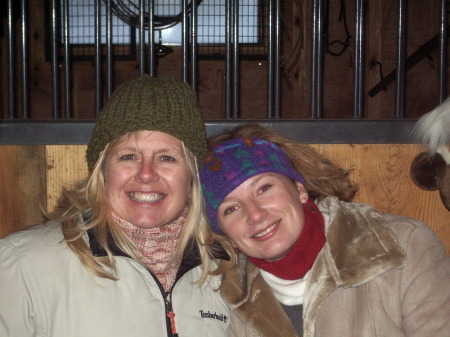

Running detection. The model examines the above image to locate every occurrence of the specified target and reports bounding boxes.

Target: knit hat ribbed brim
[86,75,207,171]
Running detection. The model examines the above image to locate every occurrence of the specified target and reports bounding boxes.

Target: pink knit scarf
[112,210,187,292]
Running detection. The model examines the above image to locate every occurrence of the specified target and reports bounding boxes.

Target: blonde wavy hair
[48,132,234,284]
[207,123,358,202]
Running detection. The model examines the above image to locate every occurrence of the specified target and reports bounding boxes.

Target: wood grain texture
[45,145,88,213]
[312,144,450,254]
[0,146,46,237]
[1,144,448,256]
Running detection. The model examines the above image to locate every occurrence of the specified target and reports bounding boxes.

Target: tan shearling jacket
[222,197,450,337]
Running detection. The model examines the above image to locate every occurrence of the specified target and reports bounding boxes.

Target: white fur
[413,98,450,164]
[437,145,450,164]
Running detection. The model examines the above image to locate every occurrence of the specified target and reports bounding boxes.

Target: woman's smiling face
[217,173,309,261]
[104,130,192,229]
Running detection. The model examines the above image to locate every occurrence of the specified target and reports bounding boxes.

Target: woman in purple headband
[200,124,450,337]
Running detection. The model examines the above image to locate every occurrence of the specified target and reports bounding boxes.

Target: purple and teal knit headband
[199,137,305,233]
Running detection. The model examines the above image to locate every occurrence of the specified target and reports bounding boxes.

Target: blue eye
[160,155,176,162]
[120,154,135,160]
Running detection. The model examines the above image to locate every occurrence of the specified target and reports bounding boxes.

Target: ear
[410,151,441,191]
[438,164,450,211]
[295,181,309,203]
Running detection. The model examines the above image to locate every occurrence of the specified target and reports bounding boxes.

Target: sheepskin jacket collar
[219,197,407,337]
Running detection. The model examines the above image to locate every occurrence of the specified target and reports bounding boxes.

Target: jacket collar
[220,254,299,337]
[86,228,230,281]
[315,197,407,287]
[87,228,127,257]
[303,197,407,337]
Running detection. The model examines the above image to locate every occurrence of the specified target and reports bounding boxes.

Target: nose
[246,200,267,225]
[135,161,159,183]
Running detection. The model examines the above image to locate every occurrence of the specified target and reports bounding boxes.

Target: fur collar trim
[304,197,407,337]
[221,253,299,336]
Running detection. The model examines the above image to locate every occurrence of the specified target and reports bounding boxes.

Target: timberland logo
[199,310,228,323]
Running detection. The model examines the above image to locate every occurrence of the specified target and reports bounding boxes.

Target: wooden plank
[45,145,88,213]
[0,146,46,238]
[313,144,450,254]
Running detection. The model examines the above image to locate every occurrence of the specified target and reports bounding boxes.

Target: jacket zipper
[165,291,179,337]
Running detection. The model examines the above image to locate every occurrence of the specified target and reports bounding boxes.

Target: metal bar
[139,0,145,75]
[190,0,198,90]
[439,0,448,103]
[0,120,419,145]
[63,0,72,119]
[233,0,240,119]
[106,0,113,98]
[95,0,102,116]
[274,0,281,118]
[395,0,407,118]
[7,0,15,119]
[267,0,274,118]
[182,0,189,82]
[310,0,324,118]
[206,120,418,144]
[353,0,365,118]
[21,0,29,119]
[148,0,155,77]
[225,0,232,118]
[51,0,59,119]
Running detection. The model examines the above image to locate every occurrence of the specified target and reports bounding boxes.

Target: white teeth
[130,192,164,202]
[253,223,277,238]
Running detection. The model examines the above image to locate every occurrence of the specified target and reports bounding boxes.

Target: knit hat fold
[86,75,207,171]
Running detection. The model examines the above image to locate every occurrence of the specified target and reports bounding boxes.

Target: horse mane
[413,98,450,163]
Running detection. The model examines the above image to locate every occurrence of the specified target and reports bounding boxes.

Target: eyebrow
[249,172,277,187]
[221,173,277,204]
[114,143,183,154]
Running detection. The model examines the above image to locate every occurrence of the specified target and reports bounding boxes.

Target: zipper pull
[166,293,178,336]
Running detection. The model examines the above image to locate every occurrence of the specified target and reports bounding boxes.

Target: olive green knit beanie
[86,75,207,171]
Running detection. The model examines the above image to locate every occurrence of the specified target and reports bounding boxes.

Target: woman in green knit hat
[0,75,235,337]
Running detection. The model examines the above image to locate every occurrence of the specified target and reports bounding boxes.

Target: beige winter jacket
[0,222,231,337]
[222,197,450,337]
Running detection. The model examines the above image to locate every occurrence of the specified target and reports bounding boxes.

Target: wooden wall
[1,144,449,255]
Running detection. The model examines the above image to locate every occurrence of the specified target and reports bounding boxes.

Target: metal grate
[196,0,267,59]
[3,0,448,122]
[46,0,267,61]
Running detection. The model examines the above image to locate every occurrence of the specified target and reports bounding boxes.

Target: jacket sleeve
[0,239,39,336]
[399,220,450,336]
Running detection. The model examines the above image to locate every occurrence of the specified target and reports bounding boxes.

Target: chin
[264,251,288,262]
[130,218,160,229]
